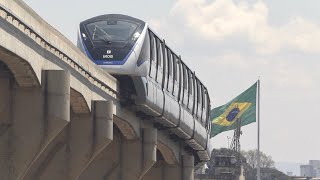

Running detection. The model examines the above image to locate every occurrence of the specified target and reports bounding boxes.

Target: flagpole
[257,79,261,180]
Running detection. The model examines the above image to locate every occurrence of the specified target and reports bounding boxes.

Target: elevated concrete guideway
[0,0,207,179]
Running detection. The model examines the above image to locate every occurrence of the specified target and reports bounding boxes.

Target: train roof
[80,14,145,26]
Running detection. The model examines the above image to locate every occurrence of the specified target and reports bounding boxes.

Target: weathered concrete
[0,67,196,180]
[0,0,206,179]
[0,63,11,136]
[142,155,194,180]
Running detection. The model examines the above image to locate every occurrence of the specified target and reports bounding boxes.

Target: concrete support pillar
[0,63,13,180]
[73,100,113,180]
[93,101,113,153]
[140,128,157,179]
[121,139,143,180]
[121,127,157,180]
[163,164,182,180]
[5,77,44,180]
[21,70,70,180]
[77,130,121,180]
[182,155,194,180]
[142,155,194,180]
[0,64,12,134]
[68,112,93,179]
[142,162,183,180]
[44,70,70,141]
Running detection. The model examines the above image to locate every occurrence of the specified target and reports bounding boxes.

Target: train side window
[162,42,168,87]
[163,42,167,73]
[156,38,162,68]
[189,71,193,96]
[166,48,172,90]
[158,39,164,83]
[188,71,193,107]
[197,81,200,106]
[167,49,172,77]
[201,85,205,110]
[178,59,183,101]
[177,60,182,98]
[183,65,188,91]
[148,31,156,78]
[173,55,177,81]
[172,55,179,96]
[197,81,202,118]
[194,80,198,117]
[203,90,208,116]
[149,31,155,63]
[205,90,210,126]
[152,36,157,63]
[182,65,188,104]
[205,90,209,111]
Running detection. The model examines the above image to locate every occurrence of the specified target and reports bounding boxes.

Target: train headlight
[132,32,140,41]
[82,33,87,40]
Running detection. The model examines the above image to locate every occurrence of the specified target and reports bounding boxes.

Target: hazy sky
[23,0,320,163]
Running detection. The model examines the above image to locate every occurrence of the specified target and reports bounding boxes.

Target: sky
[23,0,320,164]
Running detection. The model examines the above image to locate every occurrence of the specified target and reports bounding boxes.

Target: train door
[148,30,157,81]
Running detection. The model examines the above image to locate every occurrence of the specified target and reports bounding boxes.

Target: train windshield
[86,20,140,42]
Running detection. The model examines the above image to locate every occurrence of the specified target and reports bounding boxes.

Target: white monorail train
[77,14,212,163]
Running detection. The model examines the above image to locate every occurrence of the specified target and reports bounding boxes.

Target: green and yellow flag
[211,82,257,137]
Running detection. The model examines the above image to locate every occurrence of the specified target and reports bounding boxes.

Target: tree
[207,148,288,180]
[261,154,275,168]
[242,150,275,168]
[242,150,257,168]
[245,168,291,180]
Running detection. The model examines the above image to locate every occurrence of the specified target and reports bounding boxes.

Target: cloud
[146,0,320,162]
[151,0,320,54]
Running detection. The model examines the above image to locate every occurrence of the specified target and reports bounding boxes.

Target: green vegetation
[207,148,291,180]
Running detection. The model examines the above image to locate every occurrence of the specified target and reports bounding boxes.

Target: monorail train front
[77,14,149,76]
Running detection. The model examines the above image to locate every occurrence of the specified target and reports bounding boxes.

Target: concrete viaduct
[0,0,210,180]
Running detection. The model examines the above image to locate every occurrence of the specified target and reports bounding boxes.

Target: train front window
[86,20,139,42]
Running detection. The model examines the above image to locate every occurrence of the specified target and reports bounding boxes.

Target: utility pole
[227,136,231,148]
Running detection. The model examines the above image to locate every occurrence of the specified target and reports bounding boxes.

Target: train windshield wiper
[92,25,112,44]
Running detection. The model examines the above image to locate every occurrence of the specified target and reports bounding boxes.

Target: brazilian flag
[211,82,257,137]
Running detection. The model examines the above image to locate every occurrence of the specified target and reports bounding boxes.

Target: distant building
[286,172,293,176]
[300,160,320,177]
[300,165,313,177]
[316,168,320,177]
[309,160,320,168]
